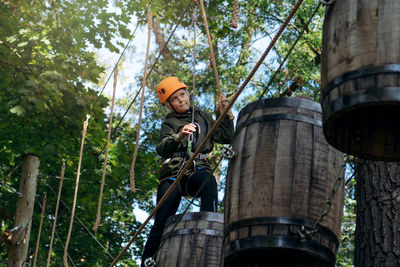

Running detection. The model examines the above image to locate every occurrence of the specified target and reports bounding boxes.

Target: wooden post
[8,154,40,267]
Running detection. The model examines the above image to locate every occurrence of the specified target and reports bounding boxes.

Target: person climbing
[141,76,234,267]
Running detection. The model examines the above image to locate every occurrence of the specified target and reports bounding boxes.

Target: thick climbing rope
[199,0,222,96]
[33,193,47,267]
[109,0,304,265]
[129,7,152,193]
[46,160,66,267]
[63,115,90,267]
[199,0,234,120]
[232,0,239,28]
[93,68,119,232]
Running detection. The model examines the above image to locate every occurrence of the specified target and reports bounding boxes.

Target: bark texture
[355,159,400,267]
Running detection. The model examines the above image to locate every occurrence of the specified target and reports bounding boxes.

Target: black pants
[141,170,218,266]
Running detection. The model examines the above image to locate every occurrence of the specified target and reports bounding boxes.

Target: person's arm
[156,122,197,158]
[156,122,180,158]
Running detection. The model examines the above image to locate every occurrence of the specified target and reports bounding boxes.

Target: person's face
[168,88,190,113]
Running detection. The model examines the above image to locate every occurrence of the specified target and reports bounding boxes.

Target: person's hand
[179,123,197,139]
[218,94,234,120]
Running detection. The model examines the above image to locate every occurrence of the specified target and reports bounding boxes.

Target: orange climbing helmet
[157,76,188,105]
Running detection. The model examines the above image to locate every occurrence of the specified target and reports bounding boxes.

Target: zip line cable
[64,115,90,267]
[98,0,194,157]
[109,0,305,265]
[129,6,153,193]
[93,67,119,233]
[44,182,114,260]
[46,160,66,267]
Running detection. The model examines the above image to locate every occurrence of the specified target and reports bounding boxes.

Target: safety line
[109,0,304,265]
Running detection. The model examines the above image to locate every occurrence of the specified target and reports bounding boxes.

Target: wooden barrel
[155,212,223,267]
[321,0,400,160]
[224,97,345,267]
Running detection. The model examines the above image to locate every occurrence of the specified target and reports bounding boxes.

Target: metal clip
[222,146,236,159]
[144,257,156,267]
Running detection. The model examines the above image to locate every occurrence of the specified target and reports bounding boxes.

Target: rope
[46,160,66,267]
[35,198,77,267]
[99,0,193,157]
[199,0,222,96]
[44,182,114,260]
[33,193,47,267]
[63,115,90,267]
[129,7,152,193]
[93,67,119,232]
[232,0,239,28]
[109,1,304,265]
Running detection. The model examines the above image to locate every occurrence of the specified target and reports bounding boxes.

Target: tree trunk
[355,159,400,267]
[7,154,40,267]
[152,16,174,60]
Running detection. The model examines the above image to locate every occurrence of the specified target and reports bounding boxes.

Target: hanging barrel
[321,0,400,160]
[224,97,345,267]
[155,212,223,267]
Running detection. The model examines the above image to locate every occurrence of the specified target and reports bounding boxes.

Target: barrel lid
[166,212,223,226]
[237,97,321,122]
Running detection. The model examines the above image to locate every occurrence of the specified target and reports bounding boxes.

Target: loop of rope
[109,0,304,265]
[93,67,119,232]
[199,0,222,96]
[64,115,90,267]
[129,6,152,193]
[47,160,66,267]
[232,0,239,28]
[33,193,47,267]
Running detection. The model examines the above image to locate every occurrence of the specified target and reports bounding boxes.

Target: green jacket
[157,109,234,180]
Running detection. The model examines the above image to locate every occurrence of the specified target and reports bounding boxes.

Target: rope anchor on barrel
[297,164,345,241]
